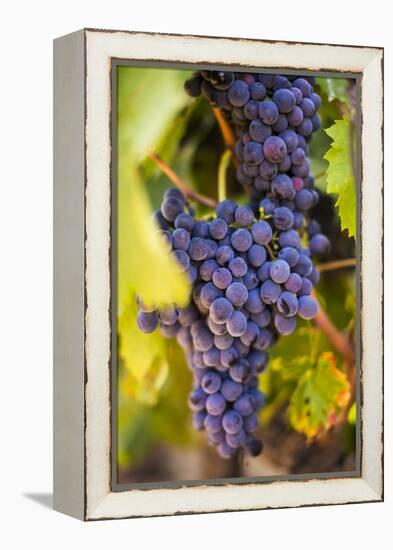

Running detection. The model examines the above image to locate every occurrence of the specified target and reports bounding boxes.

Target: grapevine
[136,70,331,459]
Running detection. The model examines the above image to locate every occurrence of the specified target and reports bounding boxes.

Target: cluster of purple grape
[137,188,320,458]
[185,70,330,258]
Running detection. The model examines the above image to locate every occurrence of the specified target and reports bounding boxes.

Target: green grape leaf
[324,117,356,239]
[289,351,351,439]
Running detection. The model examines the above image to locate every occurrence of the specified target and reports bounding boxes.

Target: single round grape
[188,388,207,411]
[210,70,235,90]
[263,136,287,164]
[226,310,248,337]
[250,308,271,329]
[291,147,306,166]
[273,88,296,113]
[203,346,221,367]
[254,328,273,350]
[222,410,243,434]
[271,174,294,199]
[216,245,235,266]
[285,272,303,293]
[209,217,228,239]
[250,81,266,100]
[270,259,290,284]
[277,291,299,317]
[247,244,267,267]
[206,392,226,415]
[137,310,159,333]
[164,188,185,203]
[210,297,234,324]
[178,304,200,326]
[199,259,219,281]
[208,316,227,336]
[234,393,256,416]
[240,320,259,346]
[174,212,194,232]
[229,256,248,277]
[272,113,289,132]
[290,86,303,104]
[298,117,313,136]
[279,129,299,153]
[171,249,190,271]
[191,220,209,238]
[220,346,239,368]
[258,73,276,88]
[310,234,331,257]
[243,269,259,290]
[249,118,272,143]
[228,80,250,107]
[258,100,279,125]
[200,282,223,308]
[278,246,299,267]
[310,92,321,109]
[251,221,272,246]
[214,333,233,351]
[298,295,318,320]
[231,228,253,252]
[274,313,297,335]
[172,228,190,251]
[287,106,304,127]
[204,413,223,433]
[193,327,214,352]
[258,160,278,180]
[273,75,291,90]
[189,237,209,261]
[247,349,268,371]
[300,97,315,117]
[243,100,259,120]
[216,199,237,224]
[260,279,281,304]
[298,277,313,297]
[244,288,264,314]
[229,360,252,383]
[221,379,243,402]
[293,253,313,277]
[161,197,184,222]
[273,206,295,230]
[308,267,320,285]
[225,282,248,307]
[279,229,301,250]
[243,141,264,166]
[235,205,254,227]
[212,267,233,290]
[201,371,222,394]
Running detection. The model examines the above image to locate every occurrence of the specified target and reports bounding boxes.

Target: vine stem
[148,151,217,208]
[212,108,236,149]
[218,149,232,203]
[312,290,355,366]
[318,258,356,272]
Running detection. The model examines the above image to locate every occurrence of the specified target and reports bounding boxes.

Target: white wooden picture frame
[53,28,383,521]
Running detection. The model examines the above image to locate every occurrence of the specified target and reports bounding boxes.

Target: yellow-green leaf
[324,117,356,239]
[289,351,351,439]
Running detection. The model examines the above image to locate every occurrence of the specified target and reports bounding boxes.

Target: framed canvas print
[53,29,384,520]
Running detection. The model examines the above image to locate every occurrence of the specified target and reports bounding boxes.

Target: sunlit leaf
[289,351,351,439]
[324,117,356,239]
[316,77,349,103]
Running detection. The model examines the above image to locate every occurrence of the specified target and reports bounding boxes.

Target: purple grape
[222,410,243,434]
[273,88,296,113]
[216,199,237,223]
[228,80,250,107]
[229,256,248,277]
[206,392,226,415]
[188,388,207,411]
[310,234,331,257]
[251,220,272,245]
[230,360,252,383]
[273,207,295,230]
[203,346,221,367]
[271,174,294,199]
[274,313,296,335]
[137,311,159,333]
[298,295,318,320]
[226,429,246,448]
[277,291,299,317]
[221,379,243,402]
[287,106,304,127]
[243,413,258,432]
[189,237,209,261]
[263,136,287,164]
[240,320,259,346]
[278,246,299,267]
[214,333,233,351]
[285,272,303,293]
[226,282,248,307]
[204,413,223,433]
[226,310,247,337]
[220,346,239,368]
[231,229,253,252]
[258,100,279,125]
[243,269,259,290]
[298,277,313,296]
[250,81,266,100]
[212,267,233,290]
[249,119,272,143]
[260,280,281,304]
[200,259,219,281]
[243,141,264,166]
[234,393,256,416]
[245,288,264,313]
[217,442,235,458]
[235,205,254,227]
[247,244,267,267]
[201,371,222,394]
[210,297,234,324]
[200,282,223,308]
[193,328,214,352]
[293,253,313,277]
[192,411,206,431]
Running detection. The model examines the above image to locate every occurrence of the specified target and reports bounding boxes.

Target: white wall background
[1,1,391,548]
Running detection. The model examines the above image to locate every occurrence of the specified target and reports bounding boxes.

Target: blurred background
[116,66,357,485]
